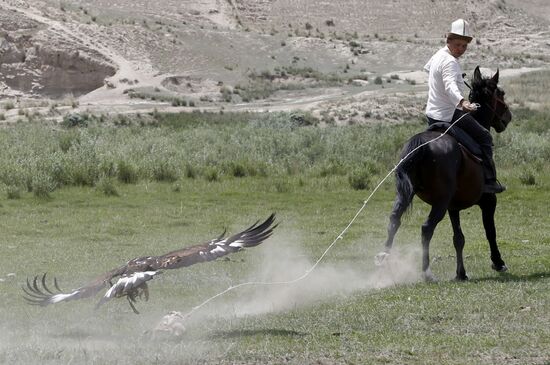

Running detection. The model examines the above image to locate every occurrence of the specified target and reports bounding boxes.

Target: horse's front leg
[421,204,448,282]
[479,194,508,272]
[449,209,467,280]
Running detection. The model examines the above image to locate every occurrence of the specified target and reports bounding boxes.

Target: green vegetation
[236,66,351,101]
[0,103,548,364]
[127,89,192,106]
[2,101,15,110]
[1,106,549,197]
[502,69,550,108]
[0,112,422,195]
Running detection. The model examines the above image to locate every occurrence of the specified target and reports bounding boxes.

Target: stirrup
[484,180,506,194]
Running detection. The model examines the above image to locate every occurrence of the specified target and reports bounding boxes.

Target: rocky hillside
[1,0,549,123]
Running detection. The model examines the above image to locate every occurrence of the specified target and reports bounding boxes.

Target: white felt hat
[448,19,472,40]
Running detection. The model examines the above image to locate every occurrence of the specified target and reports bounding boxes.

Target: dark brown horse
[377,66,512,281]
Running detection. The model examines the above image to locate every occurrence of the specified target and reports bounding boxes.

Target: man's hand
[461,100,479,112]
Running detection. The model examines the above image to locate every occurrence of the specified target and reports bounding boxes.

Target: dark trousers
[427,110,496,180]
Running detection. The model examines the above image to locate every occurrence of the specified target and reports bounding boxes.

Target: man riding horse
[424,19,505,194]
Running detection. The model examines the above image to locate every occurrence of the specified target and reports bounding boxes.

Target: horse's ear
[492,68,500,84]
[473,66,482,83]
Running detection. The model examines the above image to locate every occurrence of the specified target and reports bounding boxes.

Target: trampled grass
[0,110,548,364]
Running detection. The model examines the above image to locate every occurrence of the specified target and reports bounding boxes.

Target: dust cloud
[161,232,422,334]
[228,233,421,317]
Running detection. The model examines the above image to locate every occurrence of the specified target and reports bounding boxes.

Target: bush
[58,132,80,152]
[152,161,179,182]
[290,112,319,126]
[274,179,291,193]
[117,160,139,184]
[62,113,89,128]
[172,182,182,192]
[3,102,14,110]
[97,176,119,196]
[31,173,56,199]
[204,167,219,182]
[348,169,371,190]
[184,164,198,179]
[6,185,21,199]
[519,168,536,186]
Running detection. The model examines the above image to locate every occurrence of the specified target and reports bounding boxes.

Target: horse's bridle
[486,87,509,127]
[464,78,510,131]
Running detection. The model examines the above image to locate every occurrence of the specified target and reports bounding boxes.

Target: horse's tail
[394,133,428,213]
[394,168,414,214]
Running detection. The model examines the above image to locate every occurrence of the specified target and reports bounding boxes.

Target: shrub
[97,176,119,196]
[348,169,371,190]
[319,162,347,177]
[184,164,197,179]
[519,168,536,186]
[172,182,182,192]
[220,86,232,102]
[6,185,21,199]
[204,167,219,182]
[374,76,383,85]
[31,173,56,199]
[152,161,179,182]
[62,113,89,128]
[290,112,319,126]
[274,179,291,193]
[229,162,247,178]
[58,132,80,152]
[117,160,139,184]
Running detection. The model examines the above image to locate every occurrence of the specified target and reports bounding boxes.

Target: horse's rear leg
[479,194,508,272]
[421,204,448,282]
[376,193,413,264]
[449,210,468,281]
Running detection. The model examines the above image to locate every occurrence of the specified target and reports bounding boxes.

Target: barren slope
[1,0,549,123]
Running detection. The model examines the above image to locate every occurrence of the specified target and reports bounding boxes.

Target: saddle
[427,122,482,157]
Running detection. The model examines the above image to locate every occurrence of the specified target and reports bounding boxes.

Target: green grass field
[0,102,549,364]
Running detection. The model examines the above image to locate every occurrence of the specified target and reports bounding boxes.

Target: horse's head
[469,66,512,133]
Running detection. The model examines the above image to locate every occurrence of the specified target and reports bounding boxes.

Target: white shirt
[424,46,466,122]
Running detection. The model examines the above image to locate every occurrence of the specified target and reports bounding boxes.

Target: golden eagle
[23,214,277,314]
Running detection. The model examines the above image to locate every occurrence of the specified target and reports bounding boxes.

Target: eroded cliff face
[0,32,116,98]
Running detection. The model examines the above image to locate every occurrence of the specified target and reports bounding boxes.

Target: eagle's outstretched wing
[22,214,277,313]
[22,267,125,306]
[155,212,277,270]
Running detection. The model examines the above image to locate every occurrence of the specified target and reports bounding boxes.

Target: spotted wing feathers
[159,213,277,269]
[22,214,277,311]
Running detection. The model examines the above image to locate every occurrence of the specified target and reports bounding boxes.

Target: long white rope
[181,112,472,321]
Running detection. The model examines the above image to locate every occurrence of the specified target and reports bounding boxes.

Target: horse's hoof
[454,275,469,282]
[492,263,508,272]
[374,252,390,266]
[422,269,438,283]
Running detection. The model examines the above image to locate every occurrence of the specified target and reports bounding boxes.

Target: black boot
[482,154,506,194]
[484,179,506,194]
